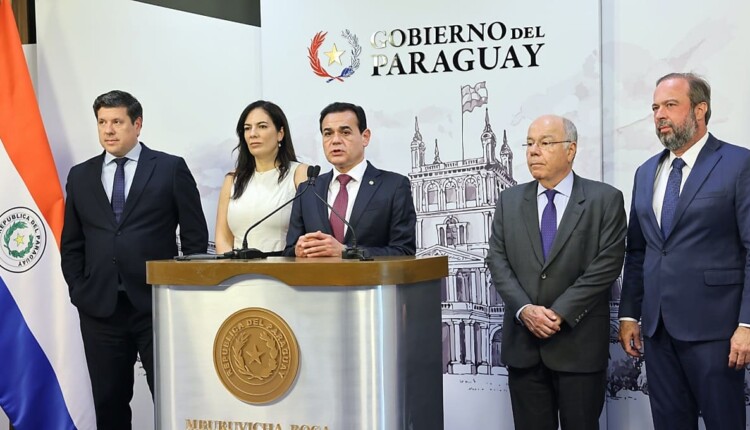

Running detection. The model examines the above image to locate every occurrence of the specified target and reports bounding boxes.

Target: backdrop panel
[260,1,602,428]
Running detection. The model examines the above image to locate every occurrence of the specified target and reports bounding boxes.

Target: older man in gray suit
[486,115,626,430]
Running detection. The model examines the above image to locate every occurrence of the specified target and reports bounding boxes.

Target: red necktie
[330,174,352,243]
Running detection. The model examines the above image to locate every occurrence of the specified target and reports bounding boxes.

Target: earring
[278,141,282,147]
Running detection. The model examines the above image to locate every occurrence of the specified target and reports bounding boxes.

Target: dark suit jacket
[486,174,626,372]
[61,143,208,317]
[283,161,416,257]
[620,134,750,341]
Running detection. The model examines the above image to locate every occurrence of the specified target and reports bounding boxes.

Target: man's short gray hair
[561,117,577,149]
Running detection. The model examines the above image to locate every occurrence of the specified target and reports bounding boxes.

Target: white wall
[35,0,261,242]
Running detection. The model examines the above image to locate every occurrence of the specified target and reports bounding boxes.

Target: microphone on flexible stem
[309,165,321,185]
[224,165,319,259]
[310,184,373,261]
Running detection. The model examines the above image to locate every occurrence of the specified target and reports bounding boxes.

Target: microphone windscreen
[307,165,315,179]
[313,165,321,177]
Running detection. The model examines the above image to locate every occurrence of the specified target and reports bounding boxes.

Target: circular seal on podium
[214,307,300,404]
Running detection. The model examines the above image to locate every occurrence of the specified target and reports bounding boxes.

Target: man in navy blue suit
[61,90,208,430]
[284,102,416,258]
[619,73,750,430]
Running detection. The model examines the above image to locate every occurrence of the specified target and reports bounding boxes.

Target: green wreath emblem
[3,221,35,258]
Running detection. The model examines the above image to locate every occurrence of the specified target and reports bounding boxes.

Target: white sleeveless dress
[226,162,300,252]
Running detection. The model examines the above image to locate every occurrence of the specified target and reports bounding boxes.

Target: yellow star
[324,43,346,66]
[14,234,24,246]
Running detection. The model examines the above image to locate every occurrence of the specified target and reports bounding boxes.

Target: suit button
[662,250,667,256]
[112,258,117,264]
[541,273,547,280]
[116,231,122,236]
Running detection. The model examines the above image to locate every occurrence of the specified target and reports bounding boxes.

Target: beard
[656,111,697,152]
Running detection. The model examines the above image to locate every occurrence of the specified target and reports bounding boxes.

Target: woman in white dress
[215,101,308,255]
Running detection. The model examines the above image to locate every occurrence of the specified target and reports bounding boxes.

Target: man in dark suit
[486,115,626,430]
[619,73,750,430]
[60,90,208,430]
[284,102,416,258]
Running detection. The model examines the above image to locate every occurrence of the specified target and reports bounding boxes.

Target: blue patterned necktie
[660,157,686,238]
[540,189,558,260]
[111,158,128,222]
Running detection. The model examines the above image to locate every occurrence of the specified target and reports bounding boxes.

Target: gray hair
[561,117,577,149]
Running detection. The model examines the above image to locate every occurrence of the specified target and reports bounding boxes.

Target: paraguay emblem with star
[214,307,300,404]
[0,207,47,273]
[308,29,361,83]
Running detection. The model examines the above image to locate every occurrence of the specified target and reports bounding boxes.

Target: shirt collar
[537,169,574,197]
[665,131,709,169]
[104,141,142,164]
[333,158,367,184]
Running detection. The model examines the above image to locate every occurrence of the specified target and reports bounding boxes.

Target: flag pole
[461,86,465,161]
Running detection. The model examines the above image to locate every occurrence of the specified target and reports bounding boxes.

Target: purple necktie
[660,157,686,238]
[540,189,557,260]
[330,174,352,243]
[111,158,128,222]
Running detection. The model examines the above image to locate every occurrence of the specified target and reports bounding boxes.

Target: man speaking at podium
[284,102,416,258]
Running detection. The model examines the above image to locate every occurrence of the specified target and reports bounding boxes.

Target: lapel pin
[369,180,374,185]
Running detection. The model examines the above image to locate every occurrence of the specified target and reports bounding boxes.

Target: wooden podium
[146,256,447,430]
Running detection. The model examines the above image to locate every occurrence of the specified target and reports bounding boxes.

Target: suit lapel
[119,143,156,225]
[83,153,118,226]
[666,135,722,239]
[346,162,381,243]
[543,174,584,268]
[521,182,545,265]
[640,151,667,243]
[316,171,334,235]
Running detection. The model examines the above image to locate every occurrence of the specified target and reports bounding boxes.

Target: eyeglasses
[522,140,573,150]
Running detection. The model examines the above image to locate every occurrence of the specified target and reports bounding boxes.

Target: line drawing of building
[408,107,516,376]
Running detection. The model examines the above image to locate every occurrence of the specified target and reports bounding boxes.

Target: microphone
[310,181,373,261]
[309,165,321,185]
[225,165,319,259]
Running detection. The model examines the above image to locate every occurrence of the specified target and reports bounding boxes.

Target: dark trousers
[79,292,154,430]
[644,322,745,430]
[507,363,605,430]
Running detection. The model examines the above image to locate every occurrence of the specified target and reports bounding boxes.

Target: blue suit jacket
[60,143,208,317]
[283,161,416,257]
[620,134,750,341]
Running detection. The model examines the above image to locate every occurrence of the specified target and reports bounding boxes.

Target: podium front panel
[153,273,443,429]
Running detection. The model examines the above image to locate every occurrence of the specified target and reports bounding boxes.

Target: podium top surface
[147,255,448,287]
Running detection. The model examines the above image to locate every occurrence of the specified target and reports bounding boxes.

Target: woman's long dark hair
[231,100,298,199]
